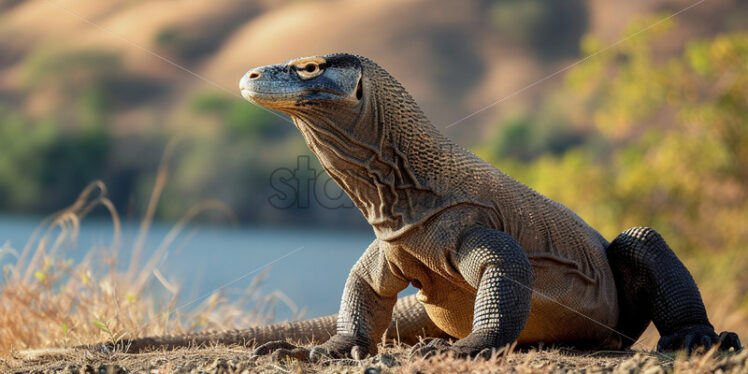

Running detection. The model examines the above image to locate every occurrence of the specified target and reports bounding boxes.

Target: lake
[0,215,416,322]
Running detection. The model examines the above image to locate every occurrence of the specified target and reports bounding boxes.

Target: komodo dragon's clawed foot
[657,326,742,355]
[410,334,509,359]
[253,335,373,361]
[410,338,451,358]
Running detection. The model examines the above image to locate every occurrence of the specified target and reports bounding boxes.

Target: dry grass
[0,180,259,353]
[0,150,290,371]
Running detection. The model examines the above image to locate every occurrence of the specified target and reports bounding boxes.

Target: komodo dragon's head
[239,53,420,147]
[238,52,444,149]
[239,53,476,239]
[240,53,363,113]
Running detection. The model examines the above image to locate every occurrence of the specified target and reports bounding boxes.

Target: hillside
[0,0,745,223]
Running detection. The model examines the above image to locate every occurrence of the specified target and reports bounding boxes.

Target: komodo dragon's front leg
[413,227,535,358]
[254,240,410,360]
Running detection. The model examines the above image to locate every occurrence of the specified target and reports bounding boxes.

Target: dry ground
[5,343,747,374]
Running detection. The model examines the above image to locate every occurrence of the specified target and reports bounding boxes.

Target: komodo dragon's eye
[292,58,326,80]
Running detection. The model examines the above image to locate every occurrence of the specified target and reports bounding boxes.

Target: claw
[409,338,451,358]
[658,327,742,355]
[475,347,498,360]
[699,335,712,352]
[411,345,439,359]
[718,331,742,352]
[409,337,502,359]
[309,345,332,361]
[683,333,697,355]
[350,345,364,360]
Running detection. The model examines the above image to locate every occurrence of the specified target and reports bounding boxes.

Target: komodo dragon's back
[22,53,740,360]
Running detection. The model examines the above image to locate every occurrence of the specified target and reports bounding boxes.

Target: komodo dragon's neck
[283,58,488,240]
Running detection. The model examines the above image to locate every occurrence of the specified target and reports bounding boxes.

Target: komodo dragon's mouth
[241,87,347,101]
[239,87,293,102]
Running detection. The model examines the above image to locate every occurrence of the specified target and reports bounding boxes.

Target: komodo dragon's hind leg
[606,227,741,354]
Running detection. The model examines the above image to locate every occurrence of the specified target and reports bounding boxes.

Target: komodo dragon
[22,53,741,361]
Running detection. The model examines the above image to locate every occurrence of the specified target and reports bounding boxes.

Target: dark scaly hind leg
[606,227,741,353]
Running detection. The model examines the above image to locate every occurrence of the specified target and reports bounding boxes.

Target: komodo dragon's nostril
[248,71,261,79]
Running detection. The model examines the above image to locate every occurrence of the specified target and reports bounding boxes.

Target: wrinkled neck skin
[284,61,472,240]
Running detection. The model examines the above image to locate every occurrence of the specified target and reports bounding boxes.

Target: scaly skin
[22,53,740,361]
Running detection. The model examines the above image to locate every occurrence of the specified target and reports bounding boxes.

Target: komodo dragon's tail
[19,295,446,359]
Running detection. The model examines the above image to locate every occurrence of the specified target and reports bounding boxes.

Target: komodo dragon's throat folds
[22,53,740,362]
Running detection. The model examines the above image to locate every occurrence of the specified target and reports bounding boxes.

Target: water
[0,215,387,321]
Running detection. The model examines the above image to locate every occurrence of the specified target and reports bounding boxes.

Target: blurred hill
[0,0,746,227]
